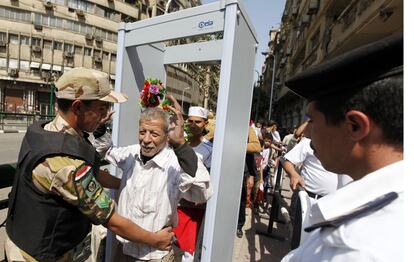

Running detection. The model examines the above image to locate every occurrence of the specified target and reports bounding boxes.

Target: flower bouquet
[140,79,171,110]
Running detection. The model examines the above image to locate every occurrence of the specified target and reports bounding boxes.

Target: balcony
[324,0,402,57]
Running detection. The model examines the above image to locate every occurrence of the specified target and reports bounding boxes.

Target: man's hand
[282,160,305,191]
[165,95,186,148]
[152,226,175,251]
[289,174,305,191]
[100,110,115,126]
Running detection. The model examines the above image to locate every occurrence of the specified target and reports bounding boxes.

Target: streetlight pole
[181,86,190,110]
[254,70,261,122]
[268,54,276,122]
[262,51,277,122]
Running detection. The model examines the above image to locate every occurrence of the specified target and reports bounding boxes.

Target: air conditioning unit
[0,40,6,47]
[291,6,298,16]
[64,51,74,58]
[9,68,19,77]
[44,1,54,9]
[302,15,310,26]
[94,56,102,63]
[41,71,51,80]
[32,45,42,52]
[85,33,94,40]
[95,36,102,43]
[307,0,319,15]
[34,23,43,30]
[76,9,85,17]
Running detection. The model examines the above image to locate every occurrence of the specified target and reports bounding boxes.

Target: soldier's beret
[285,33,403,100]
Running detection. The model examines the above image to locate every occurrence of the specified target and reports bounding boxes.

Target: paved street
[232,175,293,261]
[0,133,24,165]
[0,133,24,261]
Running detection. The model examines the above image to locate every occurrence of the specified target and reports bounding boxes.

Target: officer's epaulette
[305,191,398,232]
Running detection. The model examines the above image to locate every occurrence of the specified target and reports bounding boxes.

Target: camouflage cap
[55,67,127,103]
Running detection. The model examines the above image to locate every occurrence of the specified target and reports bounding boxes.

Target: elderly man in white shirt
[281,34,403,261]
[94,96,212,261]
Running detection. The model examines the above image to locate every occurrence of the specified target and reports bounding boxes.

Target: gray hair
[139,107,169,133]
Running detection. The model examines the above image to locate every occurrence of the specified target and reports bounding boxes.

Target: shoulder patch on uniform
[75,164,92,181]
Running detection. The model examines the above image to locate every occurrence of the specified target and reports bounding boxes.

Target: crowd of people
[3,32,403,262]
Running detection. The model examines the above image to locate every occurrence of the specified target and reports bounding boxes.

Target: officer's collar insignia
[305,191,398,232]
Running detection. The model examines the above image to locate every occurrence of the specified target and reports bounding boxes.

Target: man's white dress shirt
[271,130,281,143]
[95,136,212,260]
[282,161,403,262]
[284,138,338,196]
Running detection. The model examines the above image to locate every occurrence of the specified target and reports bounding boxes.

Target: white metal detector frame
[109,1,258,261]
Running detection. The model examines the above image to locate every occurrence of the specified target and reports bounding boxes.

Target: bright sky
[201,0,286,82]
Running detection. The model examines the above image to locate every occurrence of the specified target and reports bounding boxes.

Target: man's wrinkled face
[139,118,168,157]
[78,100,110,132]
[187,116,207,136]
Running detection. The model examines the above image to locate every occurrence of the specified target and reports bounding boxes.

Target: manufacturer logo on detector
[198,20,214,29]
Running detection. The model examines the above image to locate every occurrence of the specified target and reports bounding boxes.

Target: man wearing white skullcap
[174,106,213,262]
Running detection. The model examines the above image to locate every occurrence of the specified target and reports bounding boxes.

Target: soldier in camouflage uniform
[5,68,175,261]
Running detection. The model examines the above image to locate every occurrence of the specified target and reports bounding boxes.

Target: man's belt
[305,190,324,199]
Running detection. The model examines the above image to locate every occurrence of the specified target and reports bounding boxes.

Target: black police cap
[285,33,403,100]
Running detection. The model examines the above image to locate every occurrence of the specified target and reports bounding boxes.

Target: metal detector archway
[110,1,258,261]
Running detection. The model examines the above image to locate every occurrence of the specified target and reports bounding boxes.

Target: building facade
[0,0,201,119]
[262,0,402,128]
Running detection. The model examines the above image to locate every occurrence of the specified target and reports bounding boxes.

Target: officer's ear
[71,100,83,116]
[344,110,370,142]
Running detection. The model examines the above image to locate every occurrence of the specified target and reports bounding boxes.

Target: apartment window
[50,16,64,29]
[0,7,31,22]
[44,40,52,49]
[9,34,19,44]
[80,24,92,35]
[32,37,41,46]
[20,61,29,71]
[9,59,18,69]
[75,45,82,54]
[20,35,30,45]
[96,29,117,42]
[71,22,80,33]
[95,28,103,38]
[48,0,65,5]
[0,32,6,41]
[110,54,116,62]
[95,5,105,17]
[64,43,74,52]
[0,58,6,68]
[84,47,91,56]
[103,51,109,60]
[54,41,63,50]
[68,0,94,13]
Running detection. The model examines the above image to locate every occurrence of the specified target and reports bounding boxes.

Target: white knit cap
[188,106,208,119]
